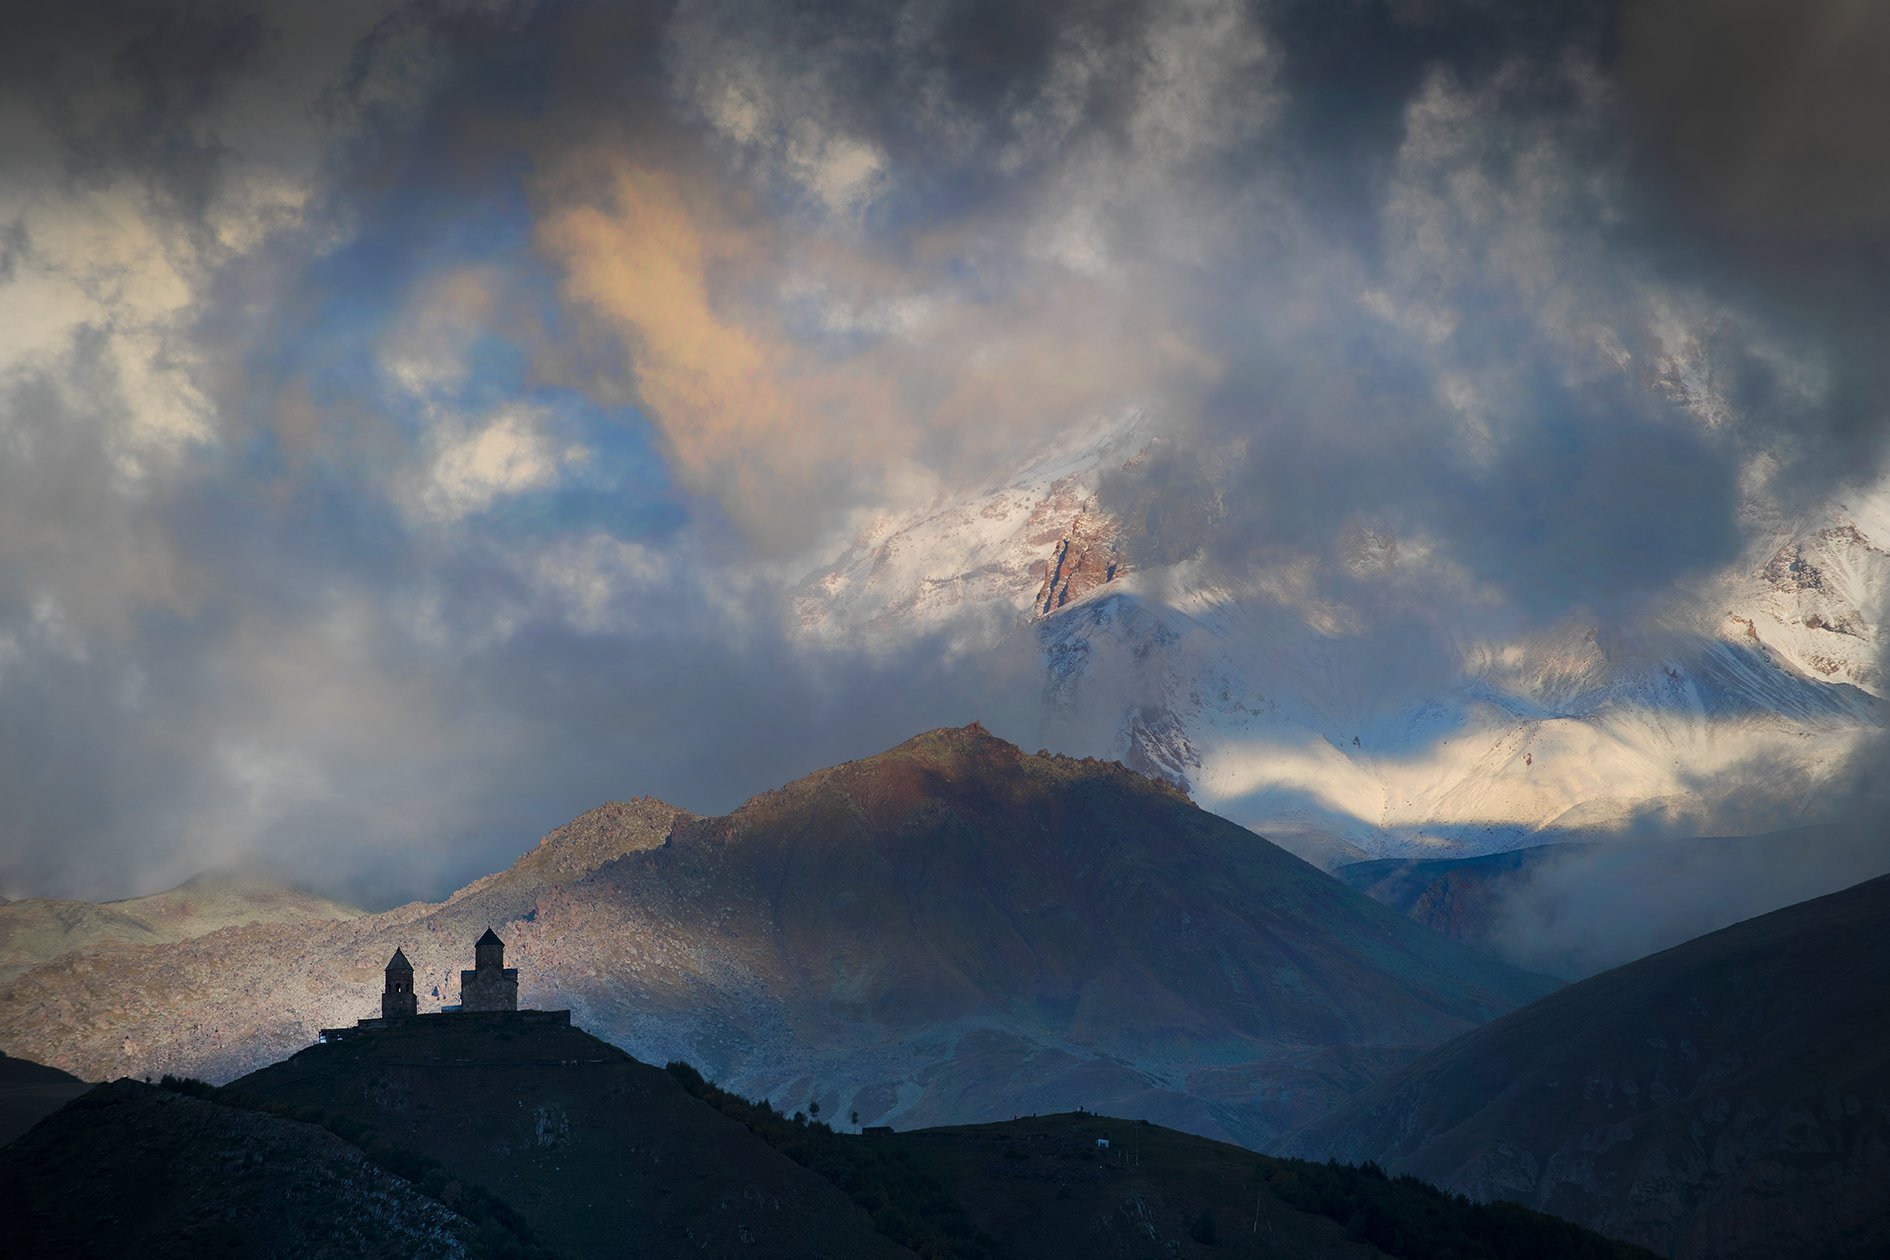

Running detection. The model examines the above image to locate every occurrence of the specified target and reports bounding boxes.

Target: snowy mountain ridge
[792,417,1886,866]
[792,414,1148,649]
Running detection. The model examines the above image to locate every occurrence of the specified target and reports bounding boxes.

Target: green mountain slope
[0,870,361,984]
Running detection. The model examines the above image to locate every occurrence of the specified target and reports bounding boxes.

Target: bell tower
[460,928,519,1012]
[474,927,505,971]
[381,948,417,1019]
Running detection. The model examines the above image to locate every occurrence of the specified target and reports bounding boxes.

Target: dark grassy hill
[1280,873,1890,1259]
[667,1064,1657,1260]
[0,1078,480,1258]
[898,1116,1657,1260]
[0,727,1558,1148]
[231,1015,905,1259]
[5,1015,1655,1260]
[0,1049,91,1146]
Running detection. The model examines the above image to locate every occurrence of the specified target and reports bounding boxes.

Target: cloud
[415,406,575,522]
[1484,820,1890,980]
[1089,41,1759,630]
[537,145,1222,547]
[1,0,1887,923]
[540,162,853,538]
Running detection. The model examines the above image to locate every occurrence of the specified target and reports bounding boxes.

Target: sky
[1,0,1887,906]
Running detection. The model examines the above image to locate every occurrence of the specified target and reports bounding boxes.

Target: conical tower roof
[476,927,503,948]
[386,947,413,973]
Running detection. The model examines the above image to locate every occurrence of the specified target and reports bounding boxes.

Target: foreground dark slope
[10,1020,1650,1260]
[1280,874,1890,1259]
[0,726,1556,1147]
[2,1079,479,1258]
[0,1049,90,1146]
[232,1018,903,1258]
[672,1070,1658,1260]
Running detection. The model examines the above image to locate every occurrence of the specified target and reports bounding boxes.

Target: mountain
[0,729,1557,1149]
[0,1050,89,1147]
[0,870,361,984]
[791,415,1887,867]
[1,1078,484,1258]
[1334,823,1890,979]
[1276,874,1890,1259]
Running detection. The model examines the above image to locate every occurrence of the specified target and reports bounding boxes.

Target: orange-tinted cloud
[540,155,1220,546]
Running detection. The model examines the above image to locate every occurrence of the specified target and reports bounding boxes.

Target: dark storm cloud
[1078,0,1887,629]
[1616,0,1890,502]
[1622,0,1890,249]
[2,0,272,241]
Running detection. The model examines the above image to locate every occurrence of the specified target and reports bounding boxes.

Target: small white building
[1095,1138,1111,1150]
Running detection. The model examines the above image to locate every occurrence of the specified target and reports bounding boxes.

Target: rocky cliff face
[1034,511,1123,615]
[0,726,1556,1151]
[1278,874,1890,1260]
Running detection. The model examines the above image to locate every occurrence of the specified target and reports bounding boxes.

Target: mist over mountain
[1335,822,1890,979]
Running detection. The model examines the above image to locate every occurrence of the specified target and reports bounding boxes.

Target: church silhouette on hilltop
[320,928,566,1043]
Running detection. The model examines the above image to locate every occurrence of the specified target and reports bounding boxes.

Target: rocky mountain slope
[0,729,1556,1149]
[0,870,361,984]
[791,416,1888,868]
[1277,873,1890,1260]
